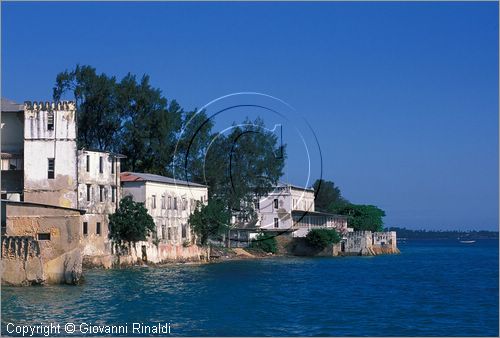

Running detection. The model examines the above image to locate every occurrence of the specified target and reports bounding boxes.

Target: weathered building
[259,183,347,236]
[1,200,83,285]
[23,101,78,208]
[1,98,25,200]
[342,230,399,255]
[1,99,84,285]
[121,172,208,262]
[229,183,348,247]
[77,150,125,256]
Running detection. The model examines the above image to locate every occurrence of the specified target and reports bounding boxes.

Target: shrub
[250,233,278,254]
[305,228,341,249]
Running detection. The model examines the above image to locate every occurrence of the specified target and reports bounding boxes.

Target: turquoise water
[2,240,498,336]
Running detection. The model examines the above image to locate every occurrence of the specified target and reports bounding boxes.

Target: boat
[459,240,476,244]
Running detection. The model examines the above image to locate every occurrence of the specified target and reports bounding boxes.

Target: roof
[120,172,207,188]
[1,98,24,112]
[291,210,348,218]
[277,182,315,193]
[1,199,86,215]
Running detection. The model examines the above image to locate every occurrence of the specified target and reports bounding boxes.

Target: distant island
[386,227,499,240]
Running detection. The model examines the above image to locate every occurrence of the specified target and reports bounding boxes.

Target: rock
[63,249,82,285]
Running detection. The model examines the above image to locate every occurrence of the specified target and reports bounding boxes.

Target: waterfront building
[1,99,84,284]
[229,183,348,247]
[77,150,125,256]
[120,172,208,262]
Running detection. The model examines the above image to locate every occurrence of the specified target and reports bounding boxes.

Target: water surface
[2,240,498,336]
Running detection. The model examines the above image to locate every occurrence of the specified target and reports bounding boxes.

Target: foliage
[109,196,156,246]
[204,118,286,222]
[53,65,189,175]
[331,204,385,232]
[53,65,120,150]
[305,228,341,249]
[54,66,285,221]
[250,233,278,253]
[189,199,231,246]
[312,179,349,212]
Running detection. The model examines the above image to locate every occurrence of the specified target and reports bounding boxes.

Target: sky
[1,2,498,230]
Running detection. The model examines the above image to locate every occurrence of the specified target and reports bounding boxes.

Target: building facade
[121,172,208,262]
[1,99,84,284]
[257,183,348,237]
[77,150,124,256]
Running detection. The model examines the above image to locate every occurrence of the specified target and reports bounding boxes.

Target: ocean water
[1,239,498,336]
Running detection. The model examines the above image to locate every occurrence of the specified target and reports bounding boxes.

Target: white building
[229,183,348,246]
[120,172,208,262]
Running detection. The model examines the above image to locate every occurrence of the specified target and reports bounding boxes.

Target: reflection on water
[2,240,499,336]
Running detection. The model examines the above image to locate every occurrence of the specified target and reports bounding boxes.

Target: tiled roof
[120,172,207,188]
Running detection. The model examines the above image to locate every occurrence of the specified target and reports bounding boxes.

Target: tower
[23,101,77,208]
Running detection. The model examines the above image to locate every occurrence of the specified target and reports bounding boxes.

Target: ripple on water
[1,240,498,336]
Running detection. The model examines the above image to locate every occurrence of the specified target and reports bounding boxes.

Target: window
[86,184,91,202]
[99,185,104,202]
[161,195,166,209]
[99,156,103,173]
[182,224,187,238]
[47,112,54,130]
[83,222,88,236]
[47,158,55,179]
[274,218,279,228]
[152,195,156,209]
[111,186,116,203]
[273,199,278,209]
[167,227,172,241]
[96,222,101,235]
[111,158,115,174]
[161,224,166,239]
[86,155,90,172]
[200,196,204,204]
[38,233,51,240]
[182,198,186,211]
[168,196,172,209]
[174,197,177,210]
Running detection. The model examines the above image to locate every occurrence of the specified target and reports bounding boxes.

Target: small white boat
[459,240,476,244]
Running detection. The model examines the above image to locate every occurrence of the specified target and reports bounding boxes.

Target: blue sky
[2,2,498,230]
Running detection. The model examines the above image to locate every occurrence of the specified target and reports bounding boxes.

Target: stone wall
[1,201,83,285]
[1,236,43,285]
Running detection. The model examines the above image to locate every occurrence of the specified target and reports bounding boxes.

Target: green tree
[332,204,385,232]
[109,196,156,246]
[53,65,120,150]
[204,118,286,222]
[172,109,214,183]
[312,179,349,212]
[305,228,341,249]
[115,73,183,175]
[189,199,231,246]
[250,233,277,253]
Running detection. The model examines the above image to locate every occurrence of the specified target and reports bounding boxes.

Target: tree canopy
[189,199,231,245]
[312,179,386,232]
[109,196,156,246]
[54,65,285,223]
[312,179,349,212]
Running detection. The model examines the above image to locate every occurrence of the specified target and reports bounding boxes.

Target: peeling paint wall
[1,202,82,285]
[23,102,77,208]
[122,179,208,262]
[77,150,121,256]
